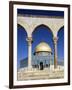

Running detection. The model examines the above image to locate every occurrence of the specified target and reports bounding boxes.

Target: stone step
[18,74,64,80]
[18,70,64,80]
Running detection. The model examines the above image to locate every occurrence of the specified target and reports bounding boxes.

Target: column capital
[26,37,33,45]
[53,37,58,44]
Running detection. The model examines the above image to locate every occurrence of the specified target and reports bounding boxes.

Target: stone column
[26,37,33,70]
[53,37,58,69]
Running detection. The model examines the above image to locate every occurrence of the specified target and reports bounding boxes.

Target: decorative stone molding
[26,37,33,46]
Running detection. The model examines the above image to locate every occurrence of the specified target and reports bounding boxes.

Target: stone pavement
[17,66,64,80]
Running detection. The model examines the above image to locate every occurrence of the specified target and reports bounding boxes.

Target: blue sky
[17,9,64,68]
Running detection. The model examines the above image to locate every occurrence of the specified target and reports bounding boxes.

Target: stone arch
[17,24,28,37]
[17,24,28,68]
[32,24,54,68]
[57,25,64,36]
[57,26,64,62]
[32,24,54,54]
[32,24,54,37]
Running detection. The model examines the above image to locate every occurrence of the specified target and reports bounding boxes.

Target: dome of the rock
[35,42,52,53]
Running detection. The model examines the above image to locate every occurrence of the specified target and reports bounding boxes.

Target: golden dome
[35,42,52,53]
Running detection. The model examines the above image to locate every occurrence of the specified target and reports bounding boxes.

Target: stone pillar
[53,37,58,69]
[26,37,33,70]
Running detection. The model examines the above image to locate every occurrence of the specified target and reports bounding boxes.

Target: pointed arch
[57,26,64,62]
[17,24,28,37]
[32,24,53,37]
[57,26,64,35]
[17,24,28,68]
[32,24,54,55]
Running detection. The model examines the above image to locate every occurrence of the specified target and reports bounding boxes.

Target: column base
[54,65,58,69]
[27,66,32,71]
